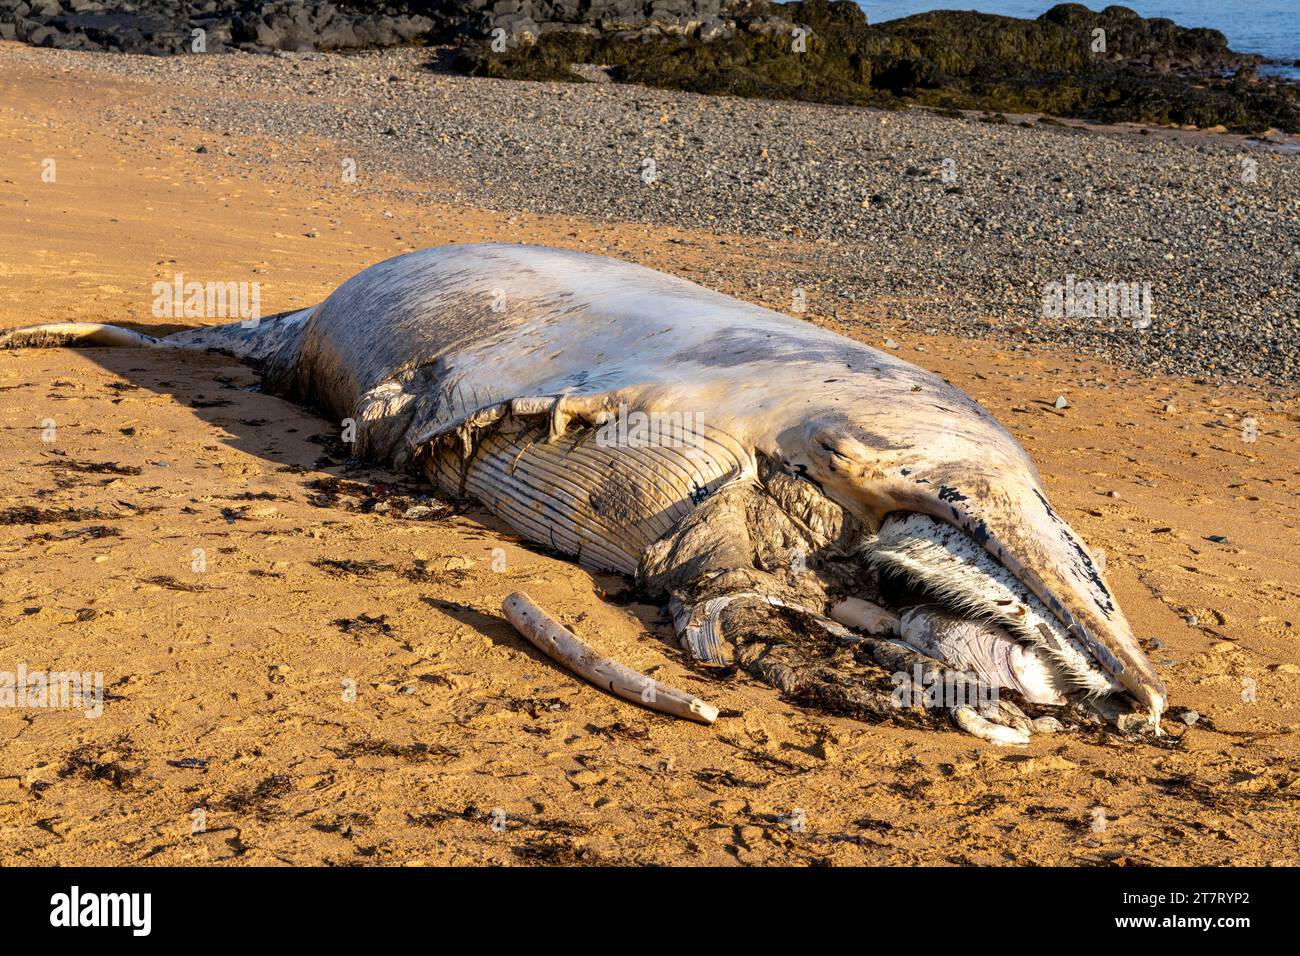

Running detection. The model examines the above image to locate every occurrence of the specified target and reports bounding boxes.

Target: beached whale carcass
[1,243,1168,742]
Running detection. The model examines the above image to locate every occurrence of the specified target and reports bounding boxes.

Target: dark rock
[353,17,400,47]
[315,18,357,49]
[253,20,281,48]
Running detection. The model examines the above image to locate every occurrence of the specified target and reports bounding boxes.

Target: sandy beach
[1,40,1298,866]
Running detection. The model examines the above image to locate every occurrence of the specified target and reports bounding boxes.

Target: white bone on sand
[502,591,719,725]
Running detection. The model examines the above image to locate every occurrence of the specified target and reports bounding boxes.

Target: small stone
[1054,395,1069,409]
[1178,709,1200,727]
[884,338,899,349]
[1031,716,1063,734]
[195,145,208,153]
[1115,712,1150,734]
[1206,534,1229,544]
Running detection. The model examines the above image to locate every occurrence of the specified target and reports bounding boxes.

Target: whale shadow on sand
[10,341,672,663]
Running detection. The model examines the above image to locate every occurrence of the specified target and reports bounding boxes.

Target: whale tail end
[2,308,314,371]
[0,322,162,350]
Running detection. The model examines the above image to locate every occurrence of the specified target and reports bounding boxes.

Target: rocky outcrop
[0,0,773,54]
[466,0,1297,133]
[0,1,445,54]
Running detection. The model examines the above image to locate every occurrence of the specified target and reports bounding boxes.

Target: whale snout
[795,412,1167,728]
[865,503,1166,727]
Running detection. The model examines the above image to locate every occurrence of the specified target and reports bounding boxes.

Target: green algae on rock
[459,2,1299,133]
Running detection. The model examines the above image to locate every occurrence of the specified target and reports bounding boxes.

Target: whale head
[779,395,1166,728]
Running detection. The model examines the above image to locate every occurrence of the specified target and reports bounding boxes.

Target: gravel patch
[9,44,1299,386]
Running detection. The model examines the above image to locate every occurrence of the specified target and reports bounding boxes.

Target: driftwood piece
[501,591,719,725]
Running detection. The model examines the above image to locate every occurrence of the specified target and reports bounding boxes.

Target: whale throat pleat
[425,421,752,575]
